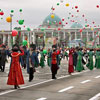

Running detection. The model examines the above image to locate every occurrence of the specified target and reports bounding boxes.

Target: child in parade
[7,44,25,89]
[26,44,39,82]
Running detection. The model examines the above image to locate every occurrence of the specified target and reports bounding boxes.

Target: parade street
[0,59,100,100]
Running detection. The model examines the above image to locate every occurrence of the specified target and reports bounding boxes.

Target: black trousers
[29,68,34,81]
[0,62,5,72]
[51,64,58,79]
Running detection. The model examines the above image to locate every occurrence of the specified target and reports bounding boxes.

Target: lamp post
[10,13,13,45]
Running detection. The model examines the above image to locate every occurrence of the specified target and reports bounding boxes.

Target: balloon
[12,30,18,37]
[96,5,99,8]
[19,9,22,12]
[11,10,14,13]
[49,22,52,25]
[2,30,4,32]
[25,36,28,40]
[43,50,47,54]
[79,29,83,32]
[91,28,94,31]
[27,27,31,31]
[6,17,12,23]
[0,11,4,16]
[41,28,45,31]
[82,15,85,17]
[66,3,69,7]
[68,17,70,19]
[51,14,55,19]
[66,22,68,24]
[18,20,24,25]
[77,10,79,12]
[72,15,74,17]
[57,3,60,5]
[92,22,95,24]
[23,40,27,46]
[59,21,62,24]
[62,19,64,21]
[58,28,61,30]
[1,17,3,20]
[75,6,78,9]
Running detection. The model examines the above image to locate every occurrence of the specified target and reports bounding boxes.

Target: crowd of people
[0,43,100,89]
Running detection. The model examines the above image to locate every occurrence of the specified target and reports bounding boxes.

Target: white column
[13,37,16,44]
[75,31,77,40]
[3,34,6,44]
[32,32,35,44]
[8,35,11,47]
[64,31,66,40]
[69,32,71,41]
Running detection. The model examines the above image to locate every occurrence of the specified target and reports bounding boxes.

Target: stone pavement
[0,58,69,92]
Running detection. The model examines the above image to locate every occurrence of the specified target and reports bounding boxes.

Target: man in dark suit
[0,45,7,72]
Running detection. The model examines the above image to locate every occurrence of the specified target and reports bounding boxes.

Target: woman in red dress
[68,49,74,75]
[7,44,24,89]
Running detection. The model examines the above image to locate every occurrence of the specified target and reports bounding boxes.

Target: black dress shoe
[17,85,20,88]
[14,85,17,89]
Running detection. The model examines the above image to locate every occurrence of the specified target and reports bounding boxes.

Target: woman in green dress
[86,49,94,70]
[95,49,100,69]
[40,49,45,68]
[76,48,84,72]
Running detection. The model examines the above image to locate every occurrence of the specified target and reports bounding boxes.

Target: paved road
[0,59,100,100]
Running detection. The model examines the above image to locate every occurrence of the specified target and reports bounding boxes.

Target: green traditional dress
[40,52,45,68]
[95,51,100,69]
[64,51,68,60]
[76,51,84,72]
[86,51,94,70]
[47,52,51,67]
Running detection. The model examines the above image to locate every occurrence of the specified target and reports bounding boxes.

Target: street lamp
[10,13,13,45]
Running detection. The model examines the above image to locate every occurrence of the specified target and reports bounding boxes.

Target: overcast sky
[0,0,100,30]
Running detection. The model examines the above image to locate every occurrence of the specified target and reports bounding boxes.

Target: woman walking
[7,44,24,89]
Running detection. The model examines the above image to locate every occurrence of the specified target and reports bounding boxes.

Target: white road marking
[36,97,47,100]
[0,70,90,96]
[89,93,100,100]
[80,80,91,84]
[58,86,74,93]
[95,75,100,79]
[0,90,16,96]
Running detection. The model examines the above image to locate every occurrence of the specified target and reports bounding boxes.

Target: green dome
[41,13,63,28]
[71,22,83,28]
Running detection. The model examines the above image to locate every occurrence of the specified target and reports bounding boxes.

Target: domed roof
[40,13,63,28]
[71,22,83,28]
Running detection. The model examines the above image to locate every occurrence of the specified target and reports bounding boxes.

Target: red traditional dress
[51,50,60,79]
[7,50,24,85]
[68,49,74,74]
